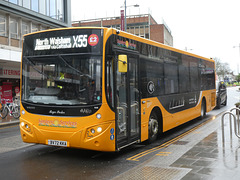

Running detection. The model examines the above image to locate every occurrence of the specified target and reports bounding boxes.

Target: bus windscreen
[22,54,102,106]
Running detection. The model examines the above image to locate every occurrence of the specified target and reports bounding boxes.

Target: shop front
[0,60,20,104]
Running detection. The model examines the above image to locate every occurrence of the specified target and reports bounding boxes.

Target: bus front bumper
[19,118,116,152]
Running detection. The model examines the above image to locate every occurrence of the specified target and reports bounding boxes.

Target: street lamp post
[124,0,126,31]
[121,1,139,31]
[233,43,240,74]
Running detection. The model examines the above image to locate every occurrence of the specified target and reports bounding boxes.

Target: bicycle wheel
[12,105,20,119]
[1,106,9,119]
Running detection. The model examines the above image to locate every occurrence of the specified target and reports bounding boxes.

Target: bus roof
[108,28,214,63]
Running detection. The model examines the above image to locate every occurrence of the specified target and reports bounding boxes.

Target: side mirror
[118,55,127,73]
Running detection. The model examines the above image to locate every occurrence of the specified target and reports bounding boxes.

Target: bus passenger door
[116,54,140,149]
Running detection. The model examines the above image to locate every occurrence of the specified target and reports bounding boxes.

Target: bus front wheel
[148,112,159,143]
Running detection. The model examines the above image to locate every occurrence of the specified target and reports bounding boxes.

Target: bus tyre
[200,100,206,119]
[148,112,159,143]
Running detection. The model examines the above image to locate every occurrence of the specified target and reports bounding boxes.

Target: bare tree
[214,57,231,80]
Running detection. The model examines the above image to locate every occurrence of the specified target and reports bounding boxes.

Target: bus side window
[164,63,178,94]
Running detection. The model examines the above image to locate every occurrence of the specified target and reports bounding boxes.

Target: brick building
[0,0,71,103]
[72,14,173,46]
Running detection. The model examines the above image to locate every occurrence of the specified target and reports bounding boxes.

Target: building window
[23,0,30,9]
[40,26,47,31]
[50,0,56,19]
[18,0,23,6]
[56,0,63,21]
[22,21,29,35]
[0,15,6,36]
[46,0,50,16]
[39,0,46,15]
[9,0,18,4]
[31,0,39,12]
[5,0,65,22]
[10,18,18,39]
[32,24,38,32]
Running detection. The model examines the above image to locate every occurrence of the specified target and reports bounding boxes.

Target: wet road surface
[0,114,221,180]
[0,86,239,180]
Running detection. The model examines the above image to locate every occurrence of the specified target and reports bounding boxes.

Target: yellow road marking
[0,125,19,130]
[156,154,170,156]
[193,131,201,134]
[127,117,216,161]
[156,152,172,156]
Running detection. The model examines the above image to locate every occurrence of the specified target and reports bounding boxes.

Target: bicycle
[0,98,20,119]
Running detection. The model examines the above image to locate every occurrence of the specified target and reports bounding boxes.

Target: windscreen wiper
[58,55,91,78]
[23,56,49,79]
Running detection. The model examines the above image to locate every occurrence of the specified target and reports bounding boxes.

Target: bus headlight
[97,127,102,133]
[85,123,111,140]
[21,122,25,127]
[20,121,32,133]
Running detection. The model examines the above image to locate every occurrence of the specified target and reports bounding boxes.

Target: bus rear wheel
[200,99,206,119]
[148,112,159,143]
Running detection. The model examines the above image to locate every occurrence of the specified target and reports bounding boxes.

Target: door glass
[116,54,140,144]
[129,57,139,136]
[116,66,128,141]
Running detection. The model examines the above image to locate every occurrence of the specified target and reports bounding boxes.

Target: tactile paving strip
[113,166,190,180]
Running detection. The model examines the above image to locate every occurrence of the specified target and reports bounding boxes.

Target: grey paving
[113,109,240,180]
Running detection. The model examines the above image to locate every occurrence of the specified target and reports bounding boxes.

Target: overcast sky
[72,0,240,74]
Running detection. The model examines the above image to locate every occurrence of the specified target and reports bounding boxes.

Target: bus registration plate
[47,140,68,147]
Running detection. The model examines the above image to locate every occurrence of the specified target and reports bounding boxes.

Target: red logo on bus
[88,34,99,46]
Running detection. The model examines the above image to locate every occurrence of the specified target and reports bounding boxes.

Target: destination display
[34,34,99,50]
[23,29,103,56]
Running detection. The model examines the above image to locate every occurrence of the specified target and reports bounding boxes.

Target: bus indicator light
[91,129,95,134]
[110,135,114,140]
[110,128,114,134]
[110,128,114,140]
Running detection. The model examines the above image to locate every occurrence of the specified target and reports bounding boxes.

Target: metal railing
[221,107,240,138]
[221,107,240,169]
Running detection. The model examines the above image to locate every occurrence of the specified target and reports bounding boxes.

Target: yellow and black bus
[20,27,216,151]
